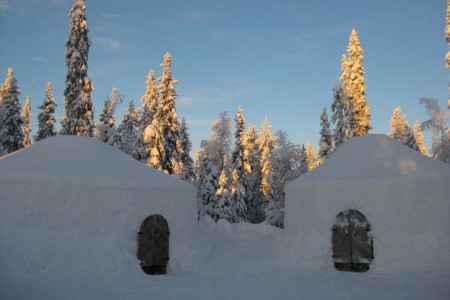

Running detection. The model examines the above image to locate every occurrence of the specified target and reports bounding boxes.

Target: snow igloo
[281,134,450,272]
[0,136,199,279]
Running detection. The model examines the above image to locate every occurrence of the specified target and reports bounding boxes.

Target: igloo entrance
[332,209,373,272]
[137,214,170,275]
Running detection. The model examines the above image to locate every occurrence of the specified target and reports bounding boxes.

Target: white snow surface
[1,135,450,299]
[283,134,450,273]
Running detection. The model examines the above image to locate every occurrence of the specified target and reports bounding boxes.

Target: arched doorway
[332,209,373,272]
[137,214,170,275]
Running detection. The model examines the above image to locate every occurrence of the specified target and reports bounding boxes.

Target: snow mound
[281,134,450,272]
[0,135,188,189]
[0,136,201,280]
[304,134,450,182]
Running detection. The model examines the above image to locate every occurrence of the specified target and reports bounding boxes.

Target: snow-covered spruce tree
[229,169,248,223]
[35,83,57,142]
[155,53,183,175]
[179,117,195,182]
[244,124,264,223]
[118,100,144,160]
[61,0,95,137]
[141,69,159,131]
[95,87,123,148]
[340,29,371,137]
[420,97,450,163]
[21,96,32,147]
[0,68,23,155]
[413,120,428,156]
[388,106,408,142]
[299,144,308,175]
[305,142,317,171]
[331,84,351,150]
[230,107,250,222]
[318,107,332,162]
[215,170,234,223]
[259,118,280,226]
[195,149,202,186]
[198,151,219,219]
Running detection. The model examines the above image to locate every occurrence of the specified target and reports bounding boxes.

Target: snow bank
[280,134,450,272]
[0,136,202,279]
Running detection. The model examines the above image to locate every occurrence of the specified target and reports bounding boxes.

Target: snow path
[2,219,449,300]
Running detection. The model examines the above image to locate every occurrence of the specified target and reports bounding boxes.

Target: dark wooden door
[137,214,170,274]
[332,209,373,272]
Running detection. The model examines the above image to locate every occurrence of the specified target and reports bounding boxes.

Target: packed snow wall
[0,136,202,279]
[279,135,450,272]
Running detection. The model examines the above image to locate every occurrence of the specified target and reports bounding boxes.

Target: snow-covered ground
[2,219,450,299]
[1,136,450,299]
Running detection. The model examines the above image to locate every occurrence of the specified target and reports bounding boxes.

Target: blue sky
[0,0,448,153]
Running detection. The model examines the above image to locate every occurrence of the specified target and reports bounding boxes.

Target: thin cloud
[92,37,120,50]
[177,96,215,107]
[185,119,211,127]
[0,0,10,12]
[32,56,45,62]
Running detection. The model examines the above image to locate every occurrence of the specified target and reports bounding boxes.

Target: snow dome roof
[0,135,190,189]
[300,134,450,183]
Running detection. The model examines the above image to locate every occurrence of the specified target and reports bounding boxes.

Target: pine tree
[331,84,351,149]
[141,69,159,130]
[340,29,371,136]
[35,83,57,142]
[388,107,408,142]
[198,151,219,219]
[95,87,123,147]
[118,100,144,160]
[179,117,195,182]
[230,169,248,223]
[230,107,250,222]
[61,0,95,136]
[413,120,428,155]
[155,53,183,175]
[215,170,234,223]
[21,96,32,147]
[318,107,332,162]
[259,118,276,201]
[0,68,23,155]
[305,143,317,171]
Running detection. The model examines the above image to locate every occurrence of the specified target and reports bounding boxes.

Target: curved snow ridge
[299,134,450,183]
[0,135,193,190]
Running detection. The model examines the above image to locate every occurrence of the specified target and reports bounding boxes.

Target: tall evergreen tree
[118,100,144,160]
[413,120,428,156]
[215,170,234,223]
[340,29,371,136]
[141,69,159,130]
[21,96,32,147]
[331,84,351,149]
[230,107,251,222]
[318,107,332,162]
[155,53,183,174]
[259,117,276,201]
[0,68,23,155]
[305,143,317,171]
[388,107,408,142]
[61,0,95,136]
[35,83,57,142]
[179,117,195,182]
[198,151,219,219]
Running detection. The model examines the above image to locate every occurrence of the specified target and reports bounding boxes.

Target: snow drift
[0,136,201,280]
[281,134,450,272]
